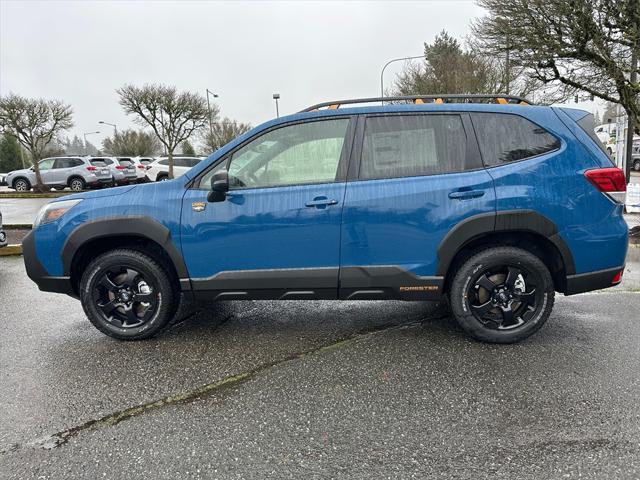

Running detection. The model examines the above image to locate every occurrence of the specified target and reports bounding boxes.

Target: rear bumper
[564,266,624,295]
[22,230,76,297]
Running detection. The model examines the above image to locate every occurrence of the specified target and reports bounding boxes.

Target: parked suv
[22,95,628,343]
[6,156,112,191]
[145,156,203,181]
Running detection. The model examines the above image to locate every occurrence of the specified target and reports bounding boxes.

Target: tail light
[86,166,97,171]
[612,269,624,284]
[584,167,626,203]
[115,165,125,170]
[137,165,146,169]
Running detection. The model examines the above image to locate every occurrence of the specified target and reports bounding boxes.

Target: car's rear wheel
[634,159,640,172]
[156,173,169,182]
[449,246,555,343]
[79,249,178,340]
[13,178,31,192]
[69,177,85,192]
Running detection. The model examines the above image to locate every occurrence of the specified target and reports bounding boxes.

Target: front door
[339,113,496,300]
[181,117,354,300]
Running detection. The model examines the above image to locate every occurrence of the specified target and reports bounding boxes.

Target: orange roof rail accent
[327,104,339,110]
[496,97,508,104]
[414,98,425,104]
[435,98,444,104]
[519,100,529,105]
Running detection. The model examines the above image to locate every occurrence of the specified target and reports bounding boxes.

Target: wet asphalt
[1,253,640,479]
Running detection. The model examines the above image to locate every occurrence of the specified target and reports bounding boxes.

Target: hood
[63,184,137,201]
[6,167,32,177]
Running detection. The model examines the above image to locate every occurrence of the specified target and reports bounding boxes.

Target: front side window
[471,113,560,165]
[38,158,55,170]
[205,119,349,189]
[359,114,468,180]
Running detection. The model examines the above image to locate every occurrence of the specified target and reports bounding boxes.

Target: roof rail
[301,94,532,112]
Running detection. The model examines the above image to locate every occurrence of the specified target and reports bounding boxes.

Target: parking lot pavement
[0,197,50,225]
[1,253,640,479]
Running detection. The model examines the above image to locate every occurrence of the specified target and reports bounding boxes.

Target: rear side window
[577,113,613,161]
[471,113,560,165]
[159,159,169,166]
[359,114,468,180]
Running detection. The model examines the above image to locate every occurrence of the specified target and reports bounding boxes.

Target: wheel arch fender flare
[436,210,576,276]
[61,216,189,279]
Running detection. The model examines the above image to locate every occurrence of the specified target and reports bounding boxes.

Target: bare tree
[117,84,209,178]
[473,0,640,179]
[0,94,73,190]
[201,117,252,154]
[102,129,161,156]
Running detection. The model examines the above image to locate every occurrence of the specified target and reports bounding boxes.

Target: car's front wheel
[79,249,178,340]
[634,159,640,172]
[449,246,555,343]
[13,178,31,192]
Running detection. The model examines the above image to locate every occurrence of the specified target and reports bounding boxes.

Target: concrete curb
[0,244,22,256]
[0,192,69,199]
[4,224,32,230]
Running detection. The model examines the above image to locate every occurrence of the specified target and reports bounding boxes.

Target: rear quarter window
[471,113,560,166]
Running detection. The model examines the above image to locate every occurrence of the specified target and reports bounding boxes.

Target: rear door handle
[448,190,485,200]
[305,196,339,208]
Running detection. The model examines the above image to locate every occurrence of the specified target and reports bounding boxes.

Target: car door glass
[223,119,349,189]
[53,158,72,169]
[359,115,468,180]
[38,159,55,170]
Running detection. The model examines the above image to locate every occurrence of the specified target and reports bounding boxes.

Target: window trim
[192,115,357,190]
[351,112,484,182]
[468,112,562,168]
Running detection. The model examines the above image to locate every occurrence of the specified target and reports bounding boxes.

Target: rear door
[51,157,77,185]
[339,113,496,300]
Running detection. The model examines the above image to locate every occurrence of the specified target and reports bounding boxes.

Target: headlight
[33,199,83,227]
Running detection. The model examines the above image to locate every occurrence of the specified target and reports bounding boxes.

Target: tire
[53,186,66,191]
[448,246,555,344]
[607,147,613,156]
[13,178,31,192]
[156,174,168,182]
[68,177,85,192]
[634,159,640,172]
[79,249,178,340]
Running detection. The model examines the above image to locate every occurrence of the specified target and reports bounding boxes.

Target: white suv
[145,156,203,182]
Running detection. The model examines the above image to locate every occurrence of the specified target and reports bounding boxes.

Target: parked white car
[594,123,617,156]
[145,156,204,181]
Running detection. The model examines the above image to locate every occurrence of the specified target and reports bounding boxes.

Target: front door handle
[448,190,485,200]
[305,196,339,208]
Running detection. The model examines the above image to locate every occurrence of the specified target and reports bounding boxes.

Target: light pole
[206,89,218,141]
[83,131,100,153]
[380,55,425,104]
[273,93,280,118]
[98,121,117,135]
[82,132,100,144]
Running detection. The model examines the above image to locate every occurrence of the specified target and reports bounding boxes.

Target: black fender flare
[61,216,189,279]
[436,210,575,276]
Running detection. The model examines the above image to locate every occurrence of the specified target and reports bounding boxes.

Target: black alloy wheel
[449,246,555,343]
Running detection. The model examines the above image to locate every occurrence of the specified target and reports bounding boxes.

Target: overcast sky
[0,0,596,148]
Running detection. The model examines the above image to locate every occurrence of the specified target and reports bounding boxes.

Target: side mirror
[207,170,229,202]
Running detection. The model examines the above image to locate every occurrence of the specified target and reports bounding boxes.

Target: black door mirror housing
[207,170,229,202]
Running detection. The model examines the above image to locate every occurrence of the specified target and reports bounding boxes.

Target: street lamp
[206,89,219,140]
[83,131,100,144]
[273,93,280,118]
[380,55,425,104]
[98,121,117,135]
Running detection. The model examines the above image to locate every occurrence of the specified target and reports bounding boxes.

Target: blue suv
[22,95,628,343]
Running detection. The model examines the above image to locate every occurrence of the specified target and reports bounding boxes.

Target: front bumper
[564,266,624,295]
[22,229,76,297]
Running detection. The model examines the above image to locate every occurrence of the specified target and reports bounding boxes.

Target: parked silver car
[5,156,112,192]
